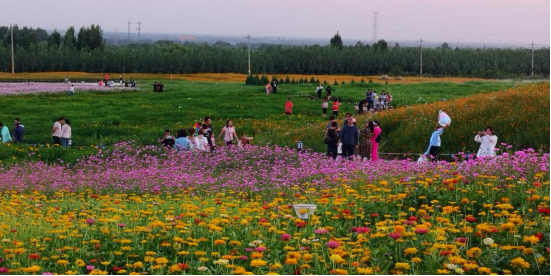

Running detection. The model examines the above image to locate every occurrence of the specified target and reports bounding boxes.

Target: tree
[373,39,388,51]
[48,29,61,49]
[330,31,343,50]
[64,26,76,48]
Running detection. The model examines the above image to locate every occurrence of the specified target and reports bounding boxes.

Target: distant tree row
[0,25,549,78]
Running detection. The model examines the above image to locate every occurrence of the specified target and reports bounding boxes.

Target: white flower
[483,237,494,246]
[197,266,209,272]
[446,264,459,270]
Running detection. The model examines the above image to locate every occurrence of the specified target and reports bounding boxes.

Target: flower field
[0,143,549,275]
[0,83,132,96]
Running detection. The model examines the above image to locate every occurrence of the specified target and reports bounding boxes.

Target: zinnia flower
[281,233,291,241]
[326,241,340,249]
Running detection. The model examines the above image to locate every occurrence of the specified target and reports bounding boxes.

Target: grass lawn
[0,79,530,163]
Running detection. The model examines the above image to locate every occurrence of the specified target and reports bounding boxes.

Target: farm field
[1,77,547,165]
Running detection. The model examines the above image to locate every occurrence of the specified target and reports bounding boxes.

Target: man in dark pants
[326,122,339,159]
[339,116,359,160]
[365,89,374,112]
[271,80,277,94]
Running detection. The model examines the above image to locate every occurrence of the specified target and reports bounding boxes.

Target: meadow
[0,75,544,164]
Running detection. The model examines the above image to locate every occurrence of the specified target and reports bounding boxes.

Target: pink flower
[389,233,402,240]
[254,247,266,252]
[314,228,329,235]
[86,265,94,272]
[117,223,126,227]
[86,218,96,225]
[326,241,340,249]
[352,227,371,234]
[281,233,291,241]
[414,228,429,235]
[0,267,9,274]
[239,256,248,261]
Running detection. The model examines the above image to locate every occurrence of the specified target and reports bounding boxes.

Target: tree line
[0,25,549,78]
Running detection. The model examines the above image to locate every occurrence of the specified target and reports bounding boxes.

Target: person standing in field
[475,126,498,158]
[332,99,340,116]
[271,80,278,94]
[266,83,272,94]
[14,121,24,142]
[365,89,374,112]
[321,99,328,117]
[316,83,323,99]
[61,119,72,148]
[202,117,215,151]
[325,122,340,159]
[371,121,382,161]
[339,116,359,160]
[424,125,446,161]
[0,123,12,143]
[69,84,75,96]
[217,119,239,147]
[285,98,294,115]
[326,85,333,100]
[104,73,109,83]
[359,121,373,160]
[52,117,64,146]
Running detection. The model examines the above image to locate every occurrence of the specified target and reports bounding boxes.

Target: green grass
[0,80,525,163]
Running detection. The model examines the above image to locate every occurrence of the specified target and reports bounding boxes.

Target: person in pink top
[217,119,239,147]
[370,121,382,161]
[285,98,293,115]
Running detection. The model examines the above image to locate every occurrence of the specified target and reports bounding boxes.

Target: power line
[372,11,378,44]
[127,21,131,41]
[136,21,142,42]
[245,34,251,75]
[530,42,536,76]
[417,38,425,76]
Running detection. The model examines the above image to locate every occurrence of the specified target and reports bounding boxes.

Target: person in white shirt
[61,119,72,148]
[69,85,75,96]
[475,126,498,158]
[52,117,64,146]
[217,119,239,147]
[194,130,209,152]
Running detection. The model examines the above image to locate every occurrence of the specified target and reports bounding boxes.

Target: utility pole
[417,38,425,76]
[245,34,251,75]
[127,21,131,41]
[10,23,14,74]
[372,12,378,44]
[136,21,141,42]
[529,42,536,76]
[113,28,119,45]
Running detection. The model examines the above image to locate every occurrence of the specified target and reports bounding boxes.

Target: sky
[1,0,549,46]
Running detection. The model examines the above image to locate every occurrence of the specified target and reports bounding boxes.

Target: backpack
[375,132,382,143]
[324,129,337,145]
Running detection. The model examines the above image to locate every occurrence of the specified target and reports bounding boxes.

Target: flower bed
[0,82,133,96]
[0,144,548,274]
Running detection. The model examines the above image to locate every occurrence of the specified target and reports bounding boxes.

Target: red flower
[439,250,452,256]
[538,208,550,215]
[0,267,9,274]
[342,209,351,215]
[465,216,477,223]
[535,232,544,241]
[370,213,380,218]
[29,254,40,260]
[408,216,418,221]
[111,266,122,272]
[414,228,429,234]
[259,218,268,223]
[10,229,16,233]
[178,263,189,270]
[295,221,307,228]
[389,233,402,240]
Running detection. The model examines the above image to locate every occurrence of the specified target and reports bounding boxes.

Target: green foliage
[330,31,343,50]
[63,26,77,48]
[47,29,61,49]
[309,76,316,84]
[285,76,290,84]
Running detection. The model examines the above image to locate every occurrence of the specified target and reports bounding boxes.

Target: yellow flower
[285,258,298,265]
[21,266,41,273]
[437,269,450,274]
[133,262,144,269]
[233,266,247,274]
[214,239,226,245]
[330,254,344,264]
[169,264,181,273]
[100,261,111,266]
[404,248,418,255]
[412,257,422,263]
[357,267,373,274]
[75,259,85,266]
[145,251,156,256]
[510,257,530,270]
[333,268,348,275]
[250,259,267,267]
[395,263,410,270]
[477,267,492,274]
[523,235,540,244]
[57,259,69,266]
[466,247,482,258]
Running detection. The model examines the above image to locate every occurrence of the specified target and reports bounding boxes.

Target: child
[285,98,293,115]
[194,129,210,152]
[321,99,328,117]
[194,122,202,136]
[332,99,340,116]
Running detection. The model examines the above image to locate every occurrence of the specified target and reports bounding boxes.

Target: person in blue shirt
[424,125,447,161]
[0,123,12,143]
[174,129,192,152]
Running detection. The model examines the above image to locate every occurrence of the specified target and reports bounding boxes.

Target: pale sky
[2,0,549,46]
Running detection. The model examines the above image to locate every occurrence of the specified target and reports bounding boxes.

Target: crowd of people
[156,117,253,152]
